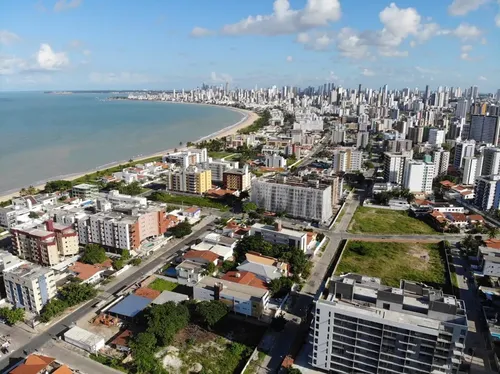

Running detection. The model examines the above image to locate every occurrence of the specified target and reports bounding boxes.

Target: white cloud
[479,75,487,81]
[0,30,21,45]
[452,23,482,40]
[82,49,91,56]
[54,0,82,12]
[36,44,69,70]
[496,13,500,27]
[221,0,341,36]
[89,72,152,84]
[0,56,28,75]
[461,44,473,52]
[328,71,340,82]
[362,68,375,77]
[379,3,421,39]
[295,31,334,50]
[286,55,293,62]
[210,71,233,83]
[448,0,488,16]
[190,27,214,38]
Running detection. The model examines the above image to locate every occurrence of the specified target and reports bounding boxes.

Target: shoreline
[0,102,259,202]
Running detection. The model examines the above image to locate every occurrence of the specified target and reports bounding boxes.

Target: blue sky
[1,0,499,92]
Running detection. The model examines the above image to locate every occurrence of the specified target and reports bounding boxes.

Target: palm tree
[488,227,499,240]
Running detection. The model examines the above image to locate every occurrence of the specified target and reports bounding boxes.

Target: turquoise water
[0,92,244,193]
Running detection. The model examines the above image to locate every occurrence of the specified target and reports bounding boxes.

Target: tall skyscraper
[455,98,468,119]
[453,140,476,168]
[468,115,500,145]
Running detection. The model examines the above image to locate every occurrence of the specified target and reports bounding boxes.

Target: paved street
[0,220,214,373]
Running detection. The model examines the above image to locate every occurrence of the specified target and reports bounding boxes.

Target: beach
[0,104,258,203]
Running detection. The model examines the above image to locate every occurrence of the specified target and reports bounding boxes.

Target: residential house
[479,246,500,277]
[176,260,205,286]
[182,250,219,265]
[237,252,289,282]
[68,260,113,284]
[9,354,73,374]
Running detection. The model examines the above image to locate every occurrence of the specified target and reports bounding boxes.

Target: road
[0,222,214,373]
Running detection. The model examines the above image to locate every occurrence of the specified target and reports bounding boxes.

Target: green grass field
[348,207,437,234]
[208,151,237,160]
[148,278,178,292]
[335,241,446,288]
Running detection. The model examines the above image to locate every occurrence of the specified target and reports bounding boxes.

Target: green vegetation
[269,277,294,297]
[208,151,236,159]
[130,258,142,266]
[234,236,311,280]
[349,207,437,234]
[40,282,98,322]
[89,354,128,373]
[169,220,192,238]
[44,180,73,192]
[0,307,25,325]
[149,191,229,210]
[194,300,229,328]
[144,302,190,346]
[196,138,227,153]
[148,278,178,292]
[244,351,268,374]
[106,181,146,196]
[372,188,415,205]
[336,241,446,288]
[238,110,269,135]
[81,244,107,265]
[19,186,38,196]
[113,257,125,270]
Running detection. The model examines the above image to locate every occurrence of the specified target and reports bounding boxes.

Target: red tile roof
[111,329,133,348]
[183,249,218,262]
[467,214,484,222]
[485,239,500,249]
[222,271,268,290]
[10,354,55,374]
[134,287,161,300]
[68,260,111,281]
[447,213,467,222]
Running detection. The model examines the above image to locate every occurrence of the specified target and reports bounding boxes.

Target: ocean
[0,92,244,194]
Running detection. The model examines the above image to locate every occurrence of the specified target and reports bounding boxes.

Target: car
[0,319,6,324]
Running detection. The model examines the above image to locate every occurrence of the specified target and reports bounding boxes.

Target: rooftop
[4,262,52,279]
[183,249,218,262]
[64,326,104,347]
[197,276,269,301]
[134,287,161,300]
[152,290,189,305]
[251,222,306,239]
[110,329,132,348]
[68,261,111,281]
[221,271,268,290]
[9,354,73,374]
[108,294,152,318]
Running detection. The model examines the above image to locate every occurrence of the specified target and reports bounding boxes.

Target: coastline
[0,103,259,202]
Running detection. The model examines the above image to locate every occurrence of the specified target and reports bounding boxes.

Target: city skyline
[1,0,500,91]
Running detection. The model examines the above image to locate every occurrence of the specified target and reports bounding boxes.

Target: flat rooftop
[5,262,52,279]
[252,223,306,239]
[197,276,269,301]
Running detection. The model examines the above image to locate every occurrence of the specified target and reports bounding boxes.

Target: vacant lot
[335,241,446,288]
[208,151,237,160]
[348,207,436,234]
[148,278,178,292]
[160,317,266,374]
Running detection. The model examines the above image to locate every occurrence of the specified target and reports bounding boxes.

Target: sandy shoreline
[0,103,259,203]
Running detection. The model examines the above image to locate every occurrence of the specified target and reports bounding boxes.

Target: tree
[121,249,131,261]
[195,300,229,328]
[286,368,303,374]
[44,180,73,193]
[0,307,25,325]
[59,282,98,307]
[145,302,190,346]
[113,257,125,270]
[234,235,273,263]
[81,244,107,265]
[205,262,217,275]
[169,221,192,238]
[269,277,294,297]
[130,332,157,353]
[488,227,499,240]
[28,211,39,219]
[243,202,258,213]
[40,299,67,322]
[118,181,144,196]
[130,258,142,266]
[221,260,235,272]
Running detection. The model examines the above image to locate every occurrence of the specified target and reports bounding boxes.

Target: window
[383,303,390,310]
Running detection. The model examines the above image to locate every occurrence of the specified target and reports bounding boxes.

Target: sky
[1,0,500,92]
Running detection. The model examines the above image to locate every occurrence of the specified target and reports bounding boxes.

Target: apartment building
[432,149,450,178]
[265,154,286,168]
[384,151,413,184]
[428,128,445,146]
[473,175,500,211]
[386,139,412,153]
[250,221,307,252]
[311,274,467,374]
[11,220,79,266]
[201,159,239,182]
[163,148,208,168]
[408,126,424,144]
[478,147,500,176]
[3,262,56,314]
[403,160,435,194]
[105,190,147,208]
[453,140,475,169]
[165,166,212,194]
[356,131,369,149]
[223,165,251,191]
[71,184,98,200]
[462,157,479,185]
[332,148,363,173]
[468,115,500,145]
[250,177,333,222]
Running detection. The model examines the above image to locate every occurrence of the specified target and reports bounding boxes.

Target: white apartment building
[473,175,500,211]
[104,190,147,208]
[432,149,450,178]
[356,132,369,149]
[311,274,467,374]
[202,158,239,182]
[453,140,475,168]
[250,177,333,223]
[403,160,435,193]
[479,147,500,176]
[428,128,445,146]
[71,184,98,200]
[383,151,413,184]
[163,148,208,168]
[293,112,324,132]
[462,157,479,185]
[4,262,57,314]
[264,154,286,169]
[250,221,307,252]
[0,206,29,229]
[332,148,363,173]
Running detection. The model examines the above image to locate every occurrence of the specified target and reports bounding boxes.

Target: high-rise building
[4,261,57,314]
[428,128,445,146]
[462,157,479,185]
[332,148,363,173]
[383,151,413,184]
[473,175,500,211]
[250,177,333,223]
[478,147,500,176]
[408,127,424,144]
[356,131,369,149]
[403,160,435,193]
[453,140,476,168]
[310,274,467,374]
[455,98,468,119]
[10,220,79,266]
[387,139,413,153]
[432,149,450,177]
[165,166,212,194]
[468,115,500,145]
[223,165,251,191]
